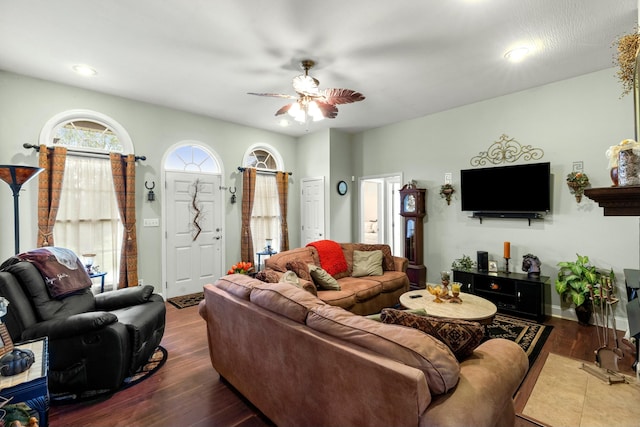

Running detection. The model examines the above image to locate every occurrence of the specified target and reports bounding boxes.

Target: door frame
[161,142,225,299]
[358,173,403,254]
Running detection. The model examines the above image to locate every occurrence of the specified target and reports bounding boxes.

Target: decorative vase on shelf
[618,149,640,186]
[610,167,619,186]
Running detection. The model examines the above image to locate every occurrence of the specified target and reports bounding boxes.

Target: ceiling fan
[248,59,365,123]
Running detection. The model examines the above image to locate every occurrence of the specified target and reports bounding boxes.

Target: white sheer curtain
[251,174,281,265]
[55,156,122,288]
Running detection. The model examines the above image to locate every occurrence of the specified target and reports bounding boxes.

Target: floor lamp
[0,165,44,254]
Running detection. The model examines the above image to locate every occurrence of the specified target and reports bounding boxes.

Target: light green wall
[352,67,637,322]
[1,67,637,326]
[0,70,298,291]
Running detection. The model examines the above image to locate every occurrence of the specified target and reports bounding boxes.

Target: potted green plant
[555,254,610,325]
[451,254,476,271]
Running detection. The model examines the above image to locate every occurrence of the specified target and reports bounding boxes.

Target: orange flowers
[227,261,253,275]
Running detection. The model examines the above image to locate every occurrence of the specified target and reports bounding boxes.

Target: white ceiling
[0,0,637,137]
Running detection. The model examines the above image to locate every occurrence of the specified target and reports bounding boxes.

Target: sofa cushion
[216,274,261,300]
[250,282,326,323]
[380,308,485,361]
[308,264,341,290]
[306,305,460,395]
[315,289,357,310]
[341,244,395,272]
[360,271,409,293]
[352,250,384,277]
[285,261,312,281]
[335,277,382,302]
[264,247,317,273]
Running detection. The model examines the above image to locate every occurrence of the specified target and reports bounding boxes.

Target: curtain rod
[23,143,146,161]
[237,166,292,176]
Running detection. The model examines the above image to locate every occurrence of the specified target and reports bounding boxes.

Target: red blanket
[306,240,348,276]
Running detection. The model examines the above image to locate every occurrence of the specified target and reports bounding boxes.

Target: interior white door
[165,171,222,298]
[301,177,325,246]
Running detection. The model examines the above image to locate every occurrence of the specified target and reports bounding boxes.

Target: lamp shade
[0,165,43,194]
[0,165,44,254]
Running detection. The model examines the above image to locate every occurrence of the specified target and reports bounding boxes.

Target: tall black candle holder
[504,257,510,274]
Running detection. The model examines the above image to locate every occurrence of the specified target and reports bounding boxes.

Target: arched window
[243,145,284,265]
[40,110,133,291]
[165,144,220,173]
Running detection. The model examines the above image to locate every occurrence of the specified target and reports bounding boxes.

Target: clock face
[337,181,348,195]
[404,194,416,213]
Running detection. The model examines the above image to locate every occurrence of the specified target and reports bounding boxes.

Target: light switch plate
[444,173,452,184]
[143,218,159,227]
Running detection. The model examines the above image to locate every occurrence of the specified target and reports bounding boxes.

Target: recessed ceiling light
[504,47,530,63]
[72,64,97,76]
[278,119,290,127]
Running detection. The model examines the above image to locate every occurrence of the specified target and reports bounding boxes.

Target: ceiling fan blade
[247,92,297,100]
[315,101,339,119]
[321,88,365,105]
[275,103,294,116]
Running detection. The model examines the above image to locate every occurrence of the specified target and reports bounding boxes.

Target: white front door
[165,171,222,298]
[301,177,325,246]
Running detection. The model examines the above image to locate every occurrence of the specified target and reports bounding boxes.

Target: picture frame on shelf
[0,324,14,357]
[488,260,498,273]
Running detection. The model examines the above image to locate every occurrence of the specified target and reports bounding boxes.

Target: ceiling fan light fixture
[307,101,324,121]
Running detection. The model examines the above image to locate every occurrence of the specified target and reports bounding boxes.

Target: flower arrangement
[606,139,640,168]
[439,183,455,205]
[227,261,254,275]
[614,30,640,97]
[566,172,589,202]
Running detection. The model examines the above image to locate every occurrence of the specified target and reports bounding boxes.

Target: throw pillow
[380,308,484,361]
[352,250,384,277]
[279,270,302,288]
[286,261,312,281]
[308,264,341,290]
[255,270,280,283]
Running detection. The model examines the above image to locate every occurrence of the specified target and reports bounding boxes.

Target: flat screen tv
[460,162,551,213]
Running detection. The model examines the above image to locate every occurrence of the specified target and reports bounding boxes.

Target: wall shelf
[584,186,640,216]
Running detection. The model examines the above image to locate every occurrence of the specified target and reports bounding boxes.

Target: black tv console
[453,269,549,322]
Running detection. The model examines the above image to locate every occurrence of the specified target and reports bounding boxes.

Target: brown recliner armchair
[0,248,166,394]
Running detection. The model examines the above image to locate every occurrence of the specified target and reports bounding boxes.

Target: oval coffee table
[399,287,497,325]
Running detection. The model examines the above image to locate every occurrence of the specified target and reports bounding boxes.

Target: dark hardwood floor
[49,303,636,427]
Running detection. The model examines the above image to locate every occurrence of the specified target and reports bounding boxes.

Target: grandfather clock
[399,184,426,289]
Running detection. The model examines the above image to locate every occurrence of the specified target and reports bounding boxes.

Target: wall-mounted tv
[460,162,551,213]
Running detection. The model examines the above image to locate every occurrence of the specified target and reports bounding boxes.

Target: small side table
[0,337,49,427]
[89,271,108,293]
[256,248,277,272]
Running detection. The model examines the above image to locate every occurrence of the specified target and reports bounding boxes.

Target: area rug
[485,314,552,366]
[519,352,640,427]
[51,345,168,404]
[167,291,204,309]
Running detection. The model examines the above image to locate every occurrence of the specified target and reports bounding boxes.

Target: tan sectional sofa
[199,275,529,427]
[262,243,409,315]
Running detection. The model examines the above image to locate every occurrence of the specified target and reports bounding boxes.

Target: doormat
[485,314,553,366]
[51,345,168,404]
[167,291,204,309]
[519,352,640,427]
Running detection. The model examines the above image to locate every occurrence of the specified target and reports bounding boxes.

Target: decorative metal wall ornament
[191,179,203,241]
[470,134,544,166]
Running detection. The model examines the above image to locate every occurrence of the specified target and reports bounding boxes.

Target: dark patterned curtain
[241,168,256,265]
[276,171,289,252]
[110,153,138,288]
[37,145,67,247]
